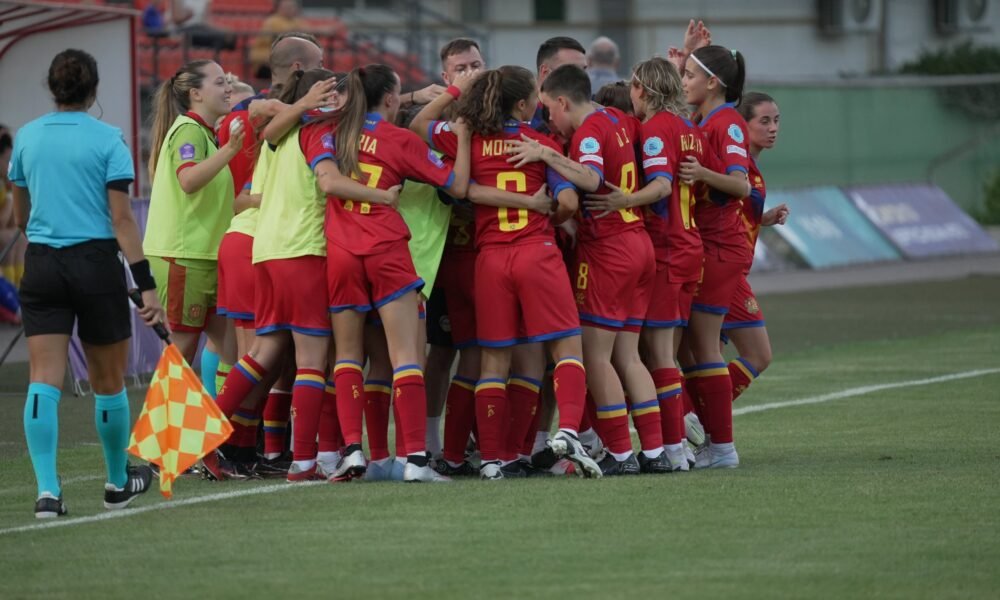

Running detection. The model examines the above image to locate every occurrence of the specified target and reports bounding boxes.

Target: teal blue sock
[23,382,61,498]
[200,347,220,399]
[95,389,130,488]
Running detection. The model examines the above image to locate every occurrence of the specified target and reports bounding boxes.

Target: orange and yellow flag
[127,344,232,498]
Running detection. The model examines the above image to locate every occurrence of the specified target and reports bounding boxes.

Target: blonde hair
[227,72,255,97]
[148,60,214,182]
[631,57,687,118]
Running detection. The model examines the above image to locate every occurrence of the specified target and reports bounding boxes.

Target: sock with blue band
[24,382,62,497]
[95,389,130,488]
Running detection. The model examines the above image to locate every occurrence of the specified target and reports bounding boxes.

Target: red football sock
[263,389,291,456]
[333,360,365,446]
[231,401,261,448]
[364,380,392,461]
[553,357,586,432]
[216,356,266,418]
[695,364,734,443]
[506,375,541,462]
[318,380,342,453]
[393,364,427,456]
[595,403,632,455]
[442,376,476,464]
[729,357,759,402]
[652,368,685,445]
[392,399,406,458]
[291,369,326,460]
[629,398,663,452]
[475,379,507,462]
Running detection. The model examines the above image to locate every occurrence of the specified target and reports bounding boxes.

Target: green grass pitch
[0,276,998,599]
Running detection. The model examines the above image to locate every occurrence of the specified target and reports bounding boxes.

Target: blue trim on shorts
[624,318,644,327]
[256,323,331,337]
[453,339,480,349]
[478,336,520,348]
[644,318,685,329]
[329,303,374,314]
[372,278,424,310]
[225,310,255,321]
[691,303,729,315]
[721,319,766,330]
[517,327,582,345]
[216,307,228,316]
[579,312,625,329]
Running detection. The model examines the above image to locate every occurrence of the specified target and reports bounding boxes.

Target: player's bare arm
[262,77,339,145]
[177,120,244,195]
[679,155,750,199]
[467,183,553,214]
[314,159,402,208]
[507,134,601,192]
[583,178,669,216]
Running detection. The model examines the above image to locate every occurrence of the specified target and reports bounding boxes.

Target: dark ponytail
[691,45,746,106]
[456,65,535,137]
[335,64,397,180]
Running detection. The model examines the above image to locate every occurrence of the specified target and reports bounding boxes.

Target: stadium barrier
[762,186,902,269]
[846,183,1000,259]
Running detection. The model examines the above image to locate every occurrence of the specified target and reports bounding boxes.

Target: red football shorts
[692,253,745,315]
[217,231,255,329]
[645,263,698,329]
[438,249,477,348]
[723,274,765,329]
[475,241,581,347]
[574,229,655,332]
[326,239,423,313]
[254,256,330,336]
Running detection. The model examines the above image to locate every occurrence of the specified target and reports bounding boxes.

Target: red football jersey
[569,107,644,242]
[694,102,751,263]
[218,110,257,195]
[326,113,455,256]
[430,119,572,249]
[741,156,767,252]
[639,111,707,281]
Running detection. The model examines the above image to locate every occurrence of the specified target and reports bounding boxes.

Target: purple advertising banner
[847,184,999,259]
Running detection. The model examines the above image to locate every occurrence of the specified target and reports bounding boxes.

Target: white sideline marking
[732,368,1000,417]
[2,367,999,537]
[0,481,323,537]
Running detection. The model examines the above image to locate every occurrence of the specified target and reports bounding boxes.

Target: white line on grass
[2,367,998,537]
[0,481,324,537]
[732,368,1000,416]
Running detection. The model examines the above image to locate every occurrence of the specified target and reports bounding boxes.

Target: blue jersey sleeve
[546,166,574,197]
[105,131,135,183]
[7,137,25,187]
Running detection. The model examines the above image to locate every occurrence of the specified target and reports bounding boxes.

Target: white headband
[691,53,727,88]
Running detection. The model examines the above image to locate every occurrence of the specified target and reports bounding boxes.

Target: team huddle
[142,21,787,484]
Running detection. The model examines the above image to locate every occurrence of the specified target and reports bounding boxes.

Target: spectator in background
[169,0,236,50]
[587,36,622,94]
[251,0,307,79]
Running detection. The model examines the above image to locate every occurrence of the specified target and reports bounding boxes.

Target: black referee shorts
[19,239,131,346]
[424,285,453,348]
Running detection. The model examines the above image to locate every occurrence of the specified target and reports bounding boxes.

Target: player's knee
[746,347,772,374]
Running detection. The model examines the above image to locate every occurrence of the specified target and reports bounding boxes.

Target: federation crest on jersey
[427,149,445,169]
[179,143,196,160]
[579,136,600,155]
[643,136,664,157]
[727,124,745,144]
[321,133,334,150]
